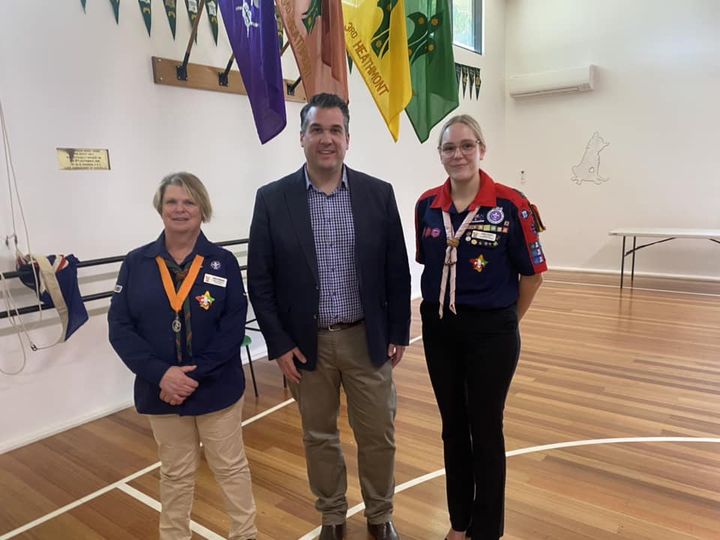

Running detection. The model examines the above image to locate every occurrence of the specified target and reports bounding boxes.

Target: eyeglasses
[439,140,482,158]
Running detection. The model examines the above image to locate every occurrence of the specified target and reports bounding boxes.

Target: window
[451,0,483,54]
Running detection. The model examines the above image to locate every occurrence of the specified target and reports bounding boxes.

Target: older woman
[109,172,256,540]
[415,116,546,540]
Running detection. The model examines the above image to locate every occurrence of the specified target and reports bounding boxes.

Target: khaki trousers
[147,397,257,540]
[289,323,397,525]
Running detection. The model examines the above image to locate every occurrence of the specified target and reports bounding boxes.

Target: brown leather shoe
[319,522,346,540]
[367,521,400,540]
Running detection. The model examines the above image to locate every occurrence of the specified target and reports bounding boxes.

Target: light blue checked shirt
[305,166,364,327]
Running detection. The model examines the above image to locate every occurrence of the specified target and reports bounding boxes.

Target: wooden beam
[151,56,306,103]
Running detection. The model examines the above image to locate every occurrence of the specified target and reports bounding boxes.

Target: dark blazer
[247,166,411,370]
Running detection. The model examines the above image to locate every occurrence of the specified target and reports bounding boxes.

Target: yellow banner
[342,0,411,141]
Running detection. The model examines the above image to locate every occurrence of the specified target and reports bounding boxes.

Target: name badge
[203,274,227,288]
[471,230,497,242]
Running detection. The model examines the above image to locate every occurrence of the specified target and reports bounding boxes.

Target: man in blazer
[248,93,411,540]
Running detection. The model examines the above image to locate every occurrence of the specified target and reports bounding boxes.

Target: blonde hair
[437,114,487,150]
[153,172,213,222]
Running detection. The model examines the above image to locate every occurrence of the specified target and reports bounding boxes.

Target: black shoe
[319,522,346,540]
[367,520,400,540]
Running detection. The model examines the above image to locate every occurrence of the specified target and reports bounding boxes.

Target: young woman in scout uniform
[415,115,546,540]
[109,172,257,540]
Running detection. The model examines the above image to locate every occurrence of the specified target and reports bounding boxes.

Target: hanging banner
[342,0,411,141]
[163,0,178,38]
[275,5,284,48]
[109,0,120,22]
[81,0,87,12]
[474,67,482,99]
[219,0,287,143]
[205,0,219,44]
[185,0,199,30]
[276,0,349,101]
[139,0,152,35]
[462,65,468,97]
[404,0,458,143]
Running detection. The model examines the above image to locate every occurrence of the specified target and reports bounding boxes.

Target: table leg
[620,236,626,289]
[631,236,637,285]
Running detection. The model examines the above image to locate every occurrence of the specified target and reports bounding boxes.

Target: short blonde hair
[153,172,213,222]
[437,114,487,150]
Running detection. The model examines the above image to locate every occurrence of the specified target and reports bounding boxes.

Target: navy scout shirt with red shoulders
[415,170,547,310]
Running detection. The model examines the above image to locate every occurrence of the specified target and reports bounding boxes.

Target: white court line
[0,461,163,540]
[544,278,720,297]
[505,436,720,456]
[0,398,296,540]
[243,397,296,426]
[117,484,225,540]
[297,436,720,540]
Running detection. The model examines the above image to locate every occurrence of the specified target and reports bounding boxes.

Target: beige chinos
[147,397,257,540]
[289,323,397,526]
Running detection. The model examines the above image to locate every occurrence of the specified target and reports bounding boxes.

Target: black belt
[319,319,364,332]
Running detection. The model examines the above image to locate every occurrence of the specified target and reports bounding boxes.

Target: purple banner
[219,0,287,143]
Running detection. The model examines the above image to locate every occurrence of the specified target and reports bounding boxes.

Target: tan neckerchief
[438,208,479,318]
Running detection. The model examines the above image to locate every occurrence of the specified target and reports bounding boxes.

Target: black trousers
[421,301,520,540]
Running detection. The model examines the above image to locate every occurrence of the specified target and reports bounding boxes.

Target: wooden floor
[1,271,719,539]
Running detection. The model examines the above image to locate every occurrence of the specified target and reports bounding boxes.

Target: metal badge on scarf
[155,255,204,333]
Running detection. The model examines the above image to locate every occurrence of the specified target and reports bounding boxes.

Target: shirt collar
[430,169,497,213]
[143,230,214,260]
[304,165,349,192]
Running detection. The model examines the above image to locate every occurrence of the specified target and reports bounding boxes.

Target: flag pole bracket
[218,54,235,87]
[152,57,307,103]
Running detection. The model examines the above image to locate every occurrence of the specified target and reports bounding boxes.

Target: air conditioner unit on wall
[508,65,596,98]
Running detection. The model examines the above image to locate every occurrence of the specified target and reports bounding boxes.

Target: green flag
[404,0,458,143]
[138,0,152,35]
[185,0,198,30]
[109,0,120,23]
[185,0,199,43]
[163,0,177,38]
[206,0,219,44]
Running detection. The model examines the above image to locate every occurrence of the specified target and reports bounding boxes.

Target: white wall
[504,0,720,278]
[0,0,504,451]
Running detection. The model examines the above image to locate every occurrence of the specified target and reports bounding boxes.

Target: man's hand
[387,344,406,368]
[159,365,198,405]
[275,347,306,384]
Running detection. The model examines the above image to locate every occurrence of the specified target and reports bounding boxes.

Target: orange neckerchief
[155,254,204,324]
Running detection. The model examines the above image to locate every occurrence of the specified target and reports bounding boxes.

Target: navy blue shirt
[108,231,247,415]
[415,171,547,310]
